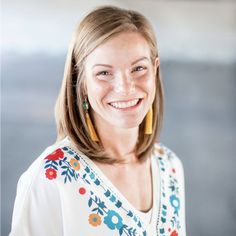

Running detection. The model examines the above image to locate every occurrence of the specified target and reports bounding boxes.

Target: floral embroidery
[155,144,182,236]
[170,195,180,216]
[44,148,141,235]
[45,148,64,161]
[88,213,102,226]
[43,144,184,236]
[45,168,57,180]
[86,190,137,236]
[78,187,86,195]
[70,158,80,171]
[44,148,81,183]
[104,210,123,230]
[170,230,178,236]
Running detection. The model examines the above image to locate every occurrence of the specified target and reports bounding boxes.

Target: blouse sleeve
[9,159,63,236]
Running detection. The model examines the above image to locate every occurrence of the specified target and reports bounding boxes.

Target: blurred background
[1,0,236,235]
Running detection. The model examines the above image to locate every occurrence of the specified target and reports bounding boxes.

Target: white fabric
[9,137,186,236]
[135,207,153,225]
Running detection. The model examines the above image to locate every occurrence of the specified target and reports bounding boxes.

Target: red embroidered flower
[45,168,57,180]
[45,149,64,161]
[79,187,86,195]
[170,230,178,236]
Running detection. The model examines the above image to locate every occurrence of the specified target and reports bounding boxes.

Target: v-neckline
[66,137,161,230]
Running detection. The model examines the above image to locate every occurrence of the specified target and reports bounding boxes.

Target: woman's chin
[109,118,144,129]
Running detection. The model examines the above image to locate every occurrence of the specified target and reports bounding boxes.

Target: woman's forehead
[85,32,152,68]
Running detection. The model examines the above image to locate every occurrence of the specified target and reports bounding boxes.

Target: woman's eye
[96,71,110,76]
[132,66,147,72]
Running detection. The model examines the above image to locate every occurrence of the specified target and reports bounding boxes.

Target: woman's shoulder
[16,137,77,192]
[152,141,184,173]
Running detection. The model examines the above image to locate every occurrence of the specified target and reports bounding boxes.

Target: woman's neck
[94,114,139,163]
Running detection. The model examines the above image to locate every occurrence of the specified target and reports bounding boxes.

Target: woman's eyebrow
[92,64,113,69]
[92,57,149,69]
[131,56,149,65]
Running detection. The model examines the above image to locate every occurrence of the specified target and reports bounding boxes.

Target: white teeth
[109,99,139,109]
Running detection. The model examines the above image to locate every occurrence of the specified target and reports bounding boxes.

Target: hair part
[54,5,164,164]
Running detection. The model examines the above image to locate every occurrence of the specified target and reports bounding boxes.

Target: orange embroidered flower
[45,168,57,180]
[70,158,80,171]
[88,213,102,226]
[45,149,64,161]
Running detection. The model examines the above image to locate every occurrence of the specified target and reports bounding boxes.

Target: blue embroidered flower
[104,210,123,230]
[170,194,180,215]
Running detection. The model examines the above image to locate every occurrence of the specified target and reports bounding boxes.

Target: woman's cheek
[89,80,112,103]
[139,74,156,92]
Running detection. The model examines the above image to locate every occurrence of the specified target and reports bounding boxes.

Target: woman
[10,6,186,236]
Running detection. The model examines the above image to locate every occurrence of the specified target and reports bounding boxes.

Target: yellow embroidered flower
[69,158,80,171]
[88,213,102,226]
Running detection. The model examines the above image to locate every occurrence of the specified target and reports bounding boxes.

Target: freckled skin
[85,32,159,129]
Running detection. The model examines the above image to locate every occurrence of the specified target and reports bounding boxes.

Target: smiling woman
[9,5,186,236]
[85,32,158,132]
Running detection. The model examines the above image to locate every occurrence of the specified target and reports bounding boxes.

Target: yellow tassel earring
[145,107,153,135]
[83,97,99,142]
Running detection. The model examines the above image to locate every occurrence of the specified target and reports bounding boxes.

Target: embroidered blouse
[9,137,186,236]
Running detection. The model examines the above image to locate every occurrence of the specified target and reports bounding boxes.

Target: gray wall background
[2,0,236,235]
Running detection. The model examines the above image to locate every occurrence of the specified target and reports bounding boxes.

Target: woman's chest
[96,162,153,212]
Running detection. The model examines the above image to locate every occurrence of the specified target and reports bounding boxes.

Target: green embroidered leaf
[61,171,67,175]
[68,168,74,176]
[51,165,58,170]
[88,198,92,207]
[44,164,52,169]
[68,150,74,155]
[67,174,71,182]
[98,208,103,215]
[104,190,111,197]
[94,179,100,185]
[115,200,122,208]
[118,226,124,235]
[85,166,90,173]
[52,161,58,165]
[92,208,98,212]
[61,166,68,169]
[127,211,133,217]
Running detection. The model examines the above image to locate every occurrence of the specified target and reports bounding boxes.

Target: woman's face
[84,31,159,129]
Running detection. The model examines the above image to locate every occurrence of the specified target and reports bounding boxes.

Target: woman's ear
[154,57,160,75]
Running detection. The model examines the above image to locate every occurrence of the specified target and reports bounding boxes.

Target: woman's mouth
[108,98,143,110]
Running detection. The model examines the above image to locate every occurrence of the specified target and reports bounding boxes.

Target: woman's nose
[112,73,135,95]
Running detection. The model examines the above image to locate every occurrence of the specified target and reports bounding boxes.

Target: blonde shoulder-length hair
[54,5,164,164]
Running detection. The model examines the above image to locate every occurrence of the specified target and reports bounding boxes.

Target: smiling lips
[109,98,141,109]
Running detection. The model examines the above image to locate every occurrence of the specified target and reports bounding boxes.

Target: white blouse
[9,137,186,236]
